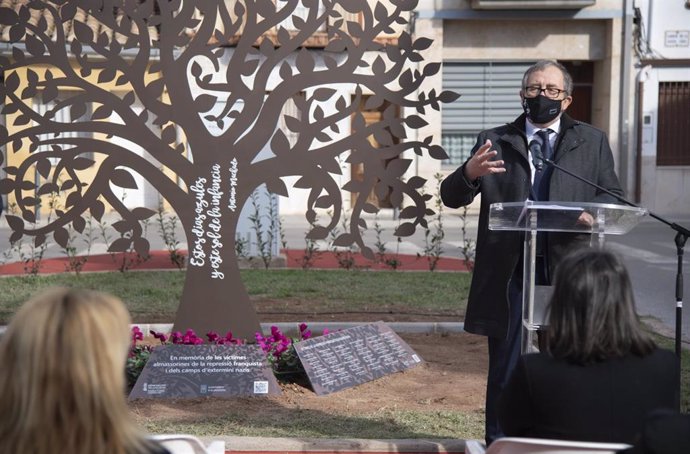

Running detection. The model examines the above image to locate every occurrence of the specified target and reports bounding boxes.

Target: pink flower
[131,326,144,344]
[298,323,312,340]
[150,330,168,343]
[207,331,220,342]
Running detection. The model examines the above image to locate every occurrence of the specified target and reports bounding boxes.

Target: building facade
[420,0,690,215]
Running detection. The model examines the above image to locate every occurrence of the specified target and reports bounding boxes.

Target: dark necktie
[532,129,554,201]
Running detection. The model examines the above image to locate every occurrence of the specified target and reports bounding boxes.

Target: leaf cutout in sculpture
[91,104,113,120]
[161,124,177,144]
[439,90,461,103]
[90,200,105,222]
[332,233,354,247]
[413,37,433,51]
[71,157,96,170]
[131,207,157,220]
[362,203,379,214]
[9,230,22,244]
[65,191,81,208]
[428,145,449,160]
[266,178,289,197]
[111,220,131,234]
[108,237,133,253]
[194,94,217,112]
[394,222,416,237]
[73,216,86,234]
[36,158,51,179]
[295,48,315,74]
[311,88,337,102]
[134,237,151,257]
[110,169,138,189]
[34,234,46,248]
[407,176,426,189]
[98,67,117,84]
[22,209,36,223]
[37,182,59,196]
[306,225,330,240]
[386,158,412,177]
[314,195,333,208]
[0,7,18,26]
[361,246,375,260]
[73,20,94,43]
[25,34,45,57]
[13,114,30,126]
[423,62,441,77]
[405,115,428,129]
[5,215,24,231]
[340,0,367,14]
[70,102,88,121]
[271,130,290,155]
[54,226,69,248]
[399,206,418,219]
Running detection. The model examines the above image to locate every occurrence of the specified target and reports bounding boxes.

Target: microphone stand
[543,157,689,409]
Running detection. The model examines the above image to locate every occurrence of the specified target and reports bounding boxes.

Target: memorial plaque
[294,322,423,396]
[129,344,280,399]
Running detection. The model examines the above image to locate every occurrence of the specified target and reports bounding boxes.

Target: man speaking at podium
[440,60,625,445]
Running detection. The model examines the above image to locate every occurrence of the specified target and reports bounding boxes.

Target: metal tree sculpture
[0,0,458,338]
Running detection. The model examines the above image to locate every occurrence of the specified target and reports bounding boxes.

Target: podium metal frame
[489,201,647,353]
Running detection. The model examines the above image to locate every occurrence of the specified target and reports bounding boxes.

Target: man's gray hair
[522,60,573,95]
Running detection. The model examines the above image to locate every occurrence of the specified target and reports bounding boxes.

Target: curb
[0,322,466,337]
[133,321,466,336]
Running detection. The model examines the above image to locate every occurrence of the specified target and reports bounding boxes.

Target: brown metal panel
[657,82,690,166]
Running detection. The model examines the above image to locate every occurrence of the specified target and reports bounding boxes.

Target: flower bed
[127,323,325,390]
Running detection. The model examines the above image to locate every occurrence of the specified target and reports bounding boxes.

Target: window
[441,62,533,167]
[657,81,690,166]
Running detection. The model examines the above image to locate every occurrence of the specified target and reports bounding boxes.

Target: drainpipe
[635,65,653,204]
[619,0,634,196]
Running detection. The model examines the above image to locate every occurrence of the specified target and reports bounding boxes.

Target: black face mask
[523,95,562,124]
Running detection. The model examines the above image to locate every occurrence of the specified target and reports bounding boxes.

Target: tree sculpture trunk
[172,162,261,341]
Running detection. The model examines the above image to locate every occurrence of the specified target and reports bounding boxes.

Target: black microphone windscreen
[529,140,543,171]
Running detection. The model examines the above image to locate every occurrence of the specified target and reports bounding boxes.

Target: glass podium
[489,200,647,353]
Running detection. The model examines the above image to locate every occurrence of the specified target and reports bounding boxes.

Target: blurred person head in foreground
[0,287,168,454]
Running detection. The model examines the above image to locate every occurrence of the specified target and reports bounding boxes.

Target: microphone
[529,139,544,171]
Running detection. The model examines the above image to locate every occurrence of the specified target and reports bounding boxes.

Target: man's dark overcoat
[441,113,625,339]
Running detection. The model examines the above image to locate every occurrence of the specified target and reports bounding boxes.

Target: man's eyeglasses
[523,86,567,99]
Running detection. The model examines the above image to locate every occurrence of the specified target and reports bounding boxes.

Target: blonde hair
[0,287,156,454]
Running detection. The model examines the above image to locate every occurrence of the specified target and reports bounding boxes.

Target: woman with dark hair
[497,248,677,444]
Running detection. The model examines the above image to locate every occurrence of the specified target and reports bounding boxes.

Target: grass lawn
[0,269,471,323]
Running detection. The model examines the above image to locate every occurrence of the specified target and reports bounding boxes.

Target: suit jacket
[497,349,678,444]
[440,113,624,339]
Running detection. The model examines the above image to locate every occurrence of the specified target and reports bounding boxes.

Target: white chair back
[488,437,631,454]
[466,437,632,454]
[149,434,226,454]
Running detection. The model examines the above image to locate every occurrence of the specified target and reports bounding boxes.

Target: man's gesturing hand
[463,139,506,182]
